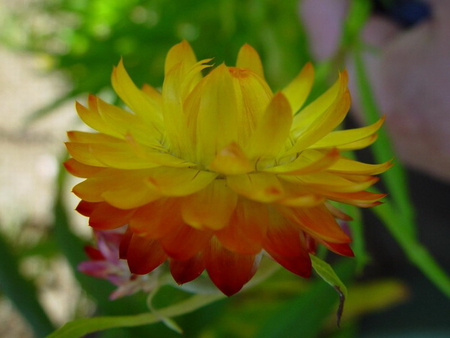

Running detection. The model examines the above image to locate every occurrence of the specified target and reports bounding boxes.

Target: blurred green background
[0,0,449,337]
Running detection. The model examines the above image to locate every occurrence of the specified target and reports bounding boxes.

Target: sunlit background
[1,0,450,337]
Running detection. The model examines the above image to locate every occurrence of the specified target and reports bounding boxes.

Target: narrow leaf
[310,254,347,326]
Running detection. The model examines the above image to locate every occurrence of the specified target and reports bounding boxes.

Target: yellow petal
[328,158,393,175]
[194,64,239,163]
[162,61,207,160]
[227,173,284,203]
[209,142,254,175]
[66,142,105,167]
[146,167,218,196]
[236,44,265,79]
[263,148,340,175]
[165,40,198,76]
[181,179,238,230]
[310,116,385,149]
[73,169,161,208]
[288,72,350,154]
[282,62,314,114]
[75,97,109,135]
[247,92,293,159]
[111,59,163,130]
[333,134,378,151]
[282,172,379,193]
[96,97,161,146]
[67,131,121,144]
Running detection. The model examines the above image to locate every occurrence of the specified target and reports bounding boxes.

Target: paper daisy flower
[65,41,389,296]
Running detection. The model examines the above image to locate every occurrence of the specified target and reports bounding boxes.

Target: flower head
[66,41,389,296]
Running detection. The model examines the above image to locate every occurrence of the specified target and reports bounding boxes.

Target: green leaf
[310,254,348,326]
[256,259,355,338]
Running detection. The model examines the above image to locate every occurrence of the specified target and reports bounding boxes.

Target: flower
[65,41,389,296]
[78,229,159,300]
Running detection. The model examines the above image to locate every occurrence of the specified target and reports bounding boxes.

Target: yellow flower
[65,41,389,296]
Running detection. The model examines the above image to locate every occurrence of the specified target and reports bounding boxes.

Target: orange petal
[181,180,238,230]
[119,227,133,259]
[215,199,267,255]
[160,224,212,260]
[320,240,354,257]
[129,198,184,238]
[89,202,134,230]
[204,238,259,296]
[170,253,206,285]
[126,235,167,275]
[280,205,351,243]
[263,211,312,277]
[76,200,100,217]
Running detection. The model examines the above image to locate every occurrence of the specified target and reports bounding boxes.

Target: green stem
[47,293,224,338]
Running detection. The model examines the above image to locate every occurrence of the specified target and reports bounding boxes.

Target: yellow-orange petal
[227,173,284,203]
[160,224,212,260]
[236,44,265,79]
[280,205,351,243]
[246,92,293,159]
[129,198,184,238]
[126,235,167,275]
[204,237,259,296]
[170,253,206,285]
[181,179,238,230]
[215,199,268,255]
[282,62,314,114]
[209,142,254,175]
[318,190,386,208]
[146,167,218,196]
[64,158,104,178]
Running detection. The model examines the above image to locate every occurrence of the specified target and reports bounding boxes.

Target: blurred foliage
[1,0,310,122]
